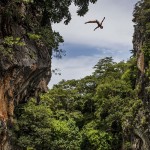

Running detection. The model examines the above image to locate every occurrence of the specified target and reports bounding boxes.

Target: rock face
[0,1,51,149]
[131,1,150,149]
[132,37,150,149]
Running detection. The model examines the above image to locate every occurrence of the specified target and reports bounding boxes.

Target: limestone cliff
[130,0,150,149]
[0,1,51,149]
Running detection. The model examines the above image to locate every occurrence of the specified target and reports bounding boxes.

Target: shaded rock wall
[0,1,52,149]
[131,10,150,150]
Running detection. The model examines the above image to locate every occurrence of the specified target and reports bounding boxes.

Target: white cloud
[49,56,97,88]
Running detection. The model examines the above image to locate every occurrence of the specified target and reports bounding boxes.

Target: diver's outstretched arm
[85,20,97,24]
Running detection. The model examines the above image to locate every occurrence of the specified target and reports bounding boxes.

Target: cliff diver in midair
[85,17,105,31]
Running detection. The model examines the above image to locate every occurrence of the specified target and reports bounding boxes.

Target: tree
[93,57,127,80]
[14,98,82,150]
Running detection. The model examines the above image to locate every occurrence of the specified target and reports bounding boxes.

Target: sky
[49,0,139,88]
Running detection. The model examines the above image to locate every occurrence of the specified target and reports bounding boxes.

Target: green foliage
[13,57,145,150]
[0,45,12,56]
[31,0,98,25]
[14,99,81,150]
[38,27,65,58]
[82,121,112,150]
[0,36,25,58]
[22,0,34,3]
[27,33,41,40]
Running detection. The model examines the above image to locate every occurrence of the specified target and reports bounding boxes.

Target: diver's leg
[94,26,99,31]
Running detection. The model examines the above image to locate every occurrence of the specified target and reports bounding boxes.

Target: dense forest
[13,57,143,150]
[1,0,150,149]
